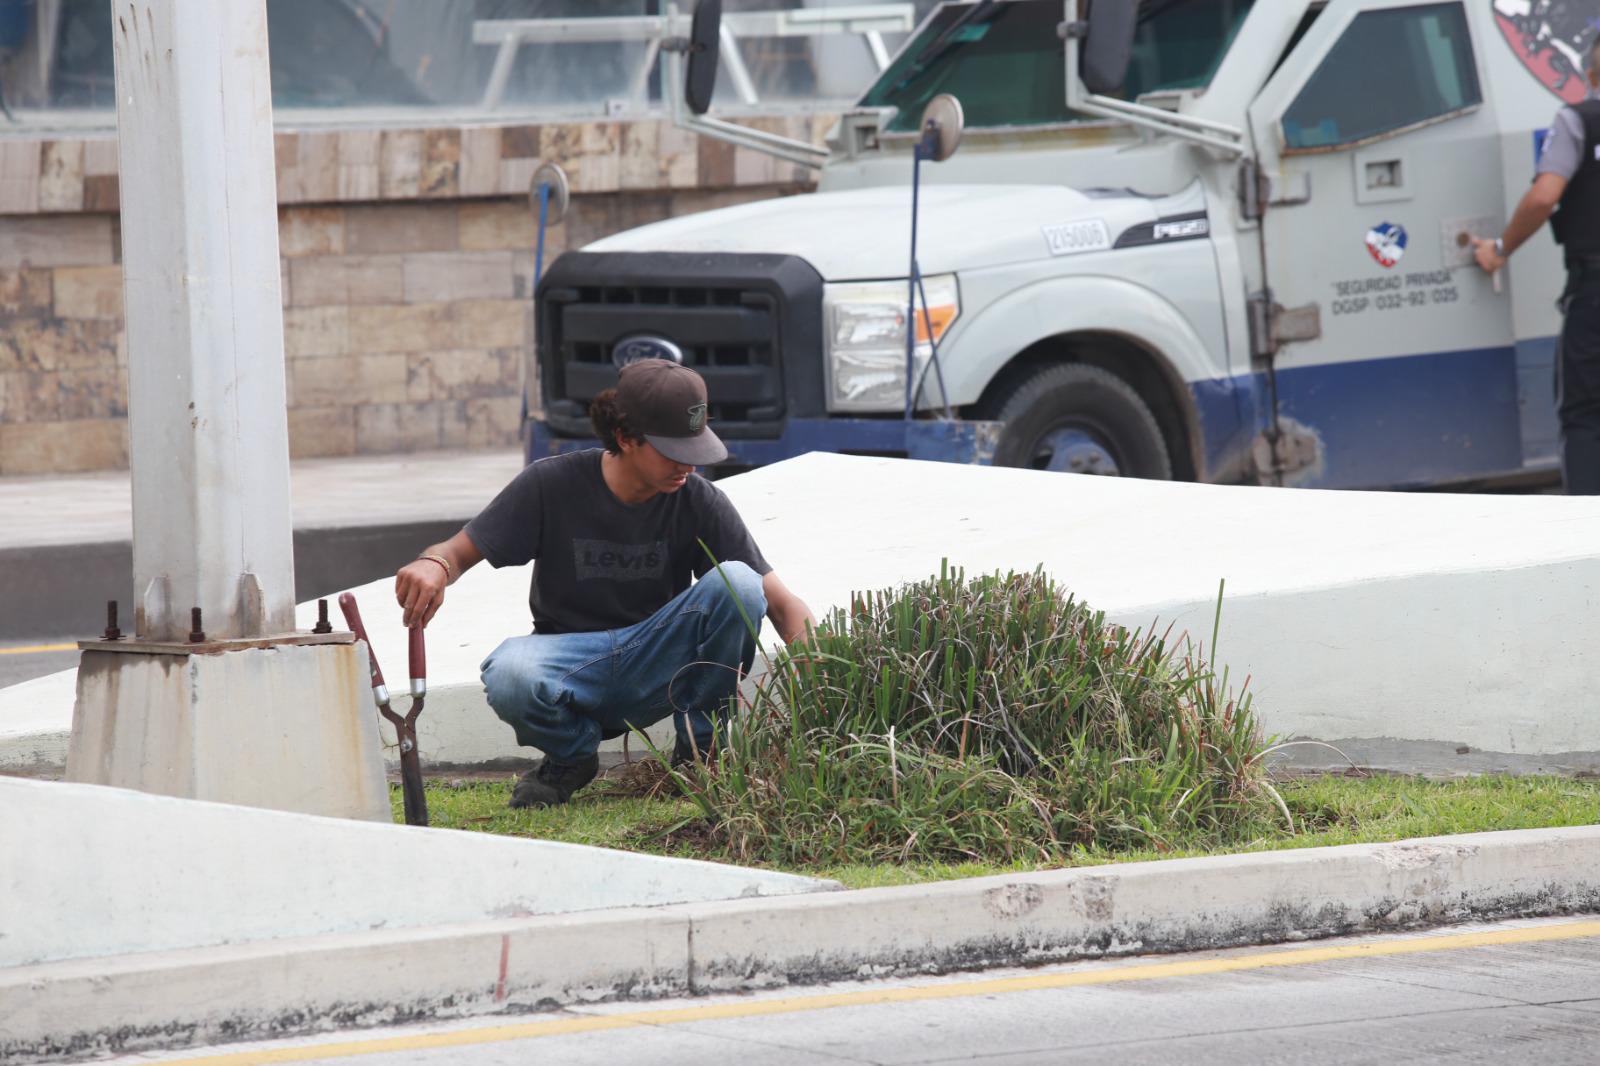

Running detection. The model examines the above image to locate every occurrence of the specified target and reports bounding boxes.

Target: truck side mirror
[1075,1,1137,95]
[529,162,570,226]
[685,0,723,116]
[919,94,964,162]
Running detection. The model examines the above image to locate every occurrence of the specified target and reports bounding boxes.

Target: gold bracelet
[417,553,453,581]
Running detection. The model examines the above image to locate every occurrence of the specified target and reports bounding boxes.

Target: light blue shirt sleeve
[1538,106,1587,181]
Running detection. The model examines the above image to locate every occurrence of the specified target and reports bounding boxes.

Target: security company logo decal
[687,402,707,433]
[1495,2,1599,103]
[1365,222,1407,269]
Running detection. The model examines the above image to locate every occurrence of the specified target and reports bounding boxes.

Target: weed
[666,563,1279,867]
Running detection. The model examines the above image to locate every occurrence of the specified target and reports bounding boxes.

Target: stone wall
[0,117,824,475]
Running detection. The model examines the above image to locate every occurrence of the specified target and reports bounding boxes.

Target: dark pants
[1558,266,1600,495]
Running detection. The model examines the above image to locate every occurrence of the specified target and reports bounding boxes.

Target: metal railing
[472,4,916,111]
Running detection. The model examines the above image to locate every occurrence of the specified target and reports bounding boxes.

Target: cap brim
[644,428,728,466]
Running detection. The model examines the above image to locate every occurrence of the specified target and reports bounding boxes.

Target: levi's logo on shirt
[574,538,668,581]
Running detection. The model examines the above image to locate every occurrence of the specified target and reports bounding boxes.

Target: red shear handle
[338,592,386,690]
[408,624,427,698]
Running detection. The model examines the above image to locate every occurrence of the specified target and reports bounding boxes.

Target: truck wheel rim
[1031,428,1121,476]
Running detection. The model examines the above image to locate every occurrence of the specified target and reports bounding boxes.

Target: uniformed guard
[1476,39,1600,494]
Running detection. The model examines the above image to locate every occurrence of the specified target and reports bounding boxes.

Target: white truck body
[536,0,1586,490]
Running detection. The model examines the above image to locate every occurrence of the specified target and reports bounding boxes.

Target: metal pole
[718,21,760,106]
[535,181,551,290]
[482,36,519,109]
[521,181,552,433]
[71,0,390,823]
[914,271,954,419]
[903,142,924,421]
[113,0,295,642]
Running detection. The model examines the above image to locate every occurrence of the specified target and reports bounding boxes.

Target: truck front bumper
[526,417,1004,468]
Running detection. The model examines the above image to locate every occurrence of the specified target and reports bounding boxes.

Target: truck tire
[985,363,1173,479]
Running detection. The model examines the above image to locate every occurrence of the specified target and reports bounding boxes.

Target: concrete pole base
[65,643,390,822]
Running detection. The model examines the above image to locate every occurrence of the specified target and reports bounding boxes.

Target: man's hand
[392,530,484,629]
[1474,172,1566,278]
[762,570,816,646]
[1473,237,1507,276]
[396,559,448,629]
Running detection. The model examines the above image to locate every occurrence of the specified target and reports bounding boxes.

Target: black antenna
[903,95,964,422]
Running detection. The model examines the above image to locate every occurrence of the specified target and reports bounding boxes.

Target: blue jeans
[480,561,767,763]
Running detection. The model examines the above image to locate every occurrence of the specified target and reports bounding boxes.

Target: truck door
[1244,0,1517,488]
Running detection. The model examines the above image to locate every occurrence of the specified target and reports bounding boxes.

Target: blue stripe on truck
[1191,342,1540,490]
[533,343,1553,488]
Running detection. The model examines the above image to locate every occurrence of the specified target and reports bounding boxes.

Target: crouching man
[393,358,815,808]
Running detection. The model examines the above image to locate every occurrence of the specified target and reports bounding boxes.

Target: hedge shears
[340,592,429,827]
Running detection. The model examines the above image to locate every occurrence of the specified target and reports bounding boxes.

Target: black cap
[617,359,728,466]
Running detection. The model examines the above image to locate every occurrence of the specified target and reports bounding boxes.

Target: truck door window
[1280,2,1479,151]
[859,0,1255,133]
[1126,0,1256,93]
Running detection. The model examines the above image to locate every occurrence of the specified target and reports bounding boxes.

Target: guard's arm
[763,570,817,646]
[395,529,485,629]
[1476,173,1569,273]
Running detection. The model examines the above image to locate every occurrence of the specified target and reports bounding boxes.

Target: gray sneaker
[509,754,599,809]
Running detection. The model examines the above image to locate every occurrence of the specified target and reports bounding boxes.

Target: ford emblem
[611,335,684,368]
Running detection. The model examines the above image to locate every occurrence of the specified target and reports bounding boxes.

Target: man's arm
[762,570,816,645]
[1474,172,1568,273]
[395,529,484,628]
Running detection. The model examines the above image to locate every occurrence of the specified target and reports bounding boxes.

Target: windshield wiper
[887,0,1001,95]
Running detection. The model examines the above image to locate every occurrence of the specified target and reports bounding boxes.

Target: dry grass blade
[605,757,683,800]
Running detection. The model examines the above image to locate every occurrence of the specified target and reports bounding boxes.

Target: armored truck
[530,0,1582,489]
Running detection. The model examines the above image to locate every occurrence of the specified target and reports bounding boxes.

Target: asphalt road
[117,916,1600,1065]
[0,639,77,689]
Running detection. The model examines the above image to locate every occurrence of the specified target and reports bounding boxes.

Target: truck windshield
[859,0,1256,133]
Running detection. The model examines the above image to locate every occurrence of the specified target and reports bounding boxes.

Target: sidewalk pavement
[0,447,525,640]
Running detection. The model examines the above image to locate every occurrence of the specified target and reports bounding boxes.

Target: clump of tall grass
[672,562,1284,868]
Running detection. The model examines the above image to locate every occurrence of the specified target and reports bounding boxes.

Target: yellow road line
[0,642,75,655]
[161,918,1600,1065]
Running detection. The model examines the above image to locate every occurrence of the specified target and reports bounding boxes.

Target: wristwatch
[1494,237,1506,257]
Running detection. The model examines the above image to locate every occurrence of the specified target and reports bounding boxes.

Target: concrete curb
[8,824,1600,1061]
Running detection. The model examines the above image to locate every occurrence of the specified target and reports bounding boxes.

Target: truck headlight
[824,275,959,411]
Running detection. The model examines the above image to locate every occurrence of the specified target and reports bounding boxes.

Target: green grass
[405,565,1599,885]
[408,776,706,859]
[402,771,1600,890]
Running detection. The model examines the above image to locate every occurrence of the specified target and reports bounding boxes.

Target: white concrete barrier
[7,453,1600,776]
[0,775,834,970]
[0,672,71,775]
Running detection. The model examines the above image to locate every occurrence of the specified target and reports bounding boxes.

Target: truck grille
[536,252,825,441]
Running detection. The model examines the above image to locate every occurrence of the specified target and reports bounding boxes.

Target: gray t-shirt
[464,449,771,634]
[1539,93,1600,181]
